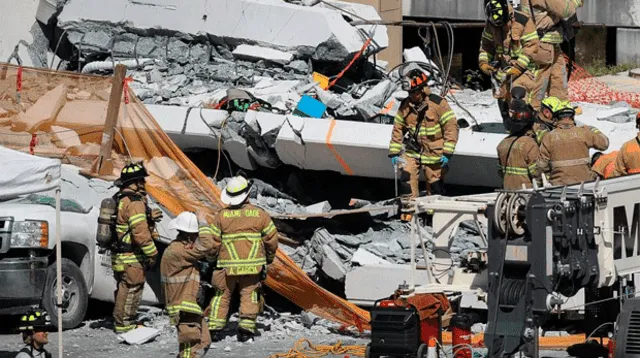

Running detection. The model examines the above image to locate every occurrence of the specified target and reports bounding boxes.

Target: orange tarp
[0,63,370,329]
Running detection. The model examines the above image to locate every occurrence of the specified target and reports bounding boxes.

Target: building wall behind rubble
[344,0,403,68]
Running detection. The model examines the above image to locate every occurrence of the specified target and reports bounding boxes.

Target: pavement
[597,70,640,93]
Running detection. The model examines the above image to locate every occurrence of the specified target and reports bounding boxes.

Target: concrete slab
[305,201,332,214]
[57,0,388,61]
[351,248,392,266]
[12,84,67,133]
[119,326,160,345]
[597,73,640,94]
[345,264,429,306]
[233,45,294,65]
[1,0,46,68]
[50,126,81,148]
[617,28,640,64]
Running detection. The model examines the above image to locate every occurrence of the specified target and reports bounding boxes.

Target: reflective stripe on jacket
[203,203,278,276]
[388,91,459,164]
[521,0,583,44]
[161,238,203,325]
[112,189,157,272]
[614,135,640,177]
[497,134,541,190]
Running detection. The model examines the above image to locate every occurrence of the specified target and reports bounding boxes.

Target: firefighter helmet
[401,69,429,92]
[485,0,511,27]
[18,309,53,332]
[221,175,253,206]
[508,98,535,134]
[555,101,576,120]
[115,162,148,187]
[169,212,199,234]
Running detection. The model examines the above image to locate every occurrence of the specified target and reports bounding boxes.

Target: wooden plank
[93,64,127,176]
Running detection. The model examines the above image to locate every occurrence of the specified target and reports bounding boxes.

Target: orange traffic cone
[427,337,438,358]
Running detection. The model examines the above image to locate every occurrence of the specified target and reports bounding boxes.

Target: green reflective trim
[389,142,402,149]
[122,234,131,244]
[482,31,493,41]
[517,56,530,68]
[590,127,601,133]
[115,325,136,333]
[199,227,213,235]
[247,241,260,260]
[504,166,530,175]
[419,124,442,136]
[528,163,537,174]
[521,31,539,42]
[541,32,563,44]
[209,225,221,235]
[128,213,146,226]
[394,115,404,125]
[405,151,441,164]
[141,243,157,255]
[116,224,129,233]
[262,222,276,236]
[217,258,268,266]
[440,110,455,124]
[222,241,240,260]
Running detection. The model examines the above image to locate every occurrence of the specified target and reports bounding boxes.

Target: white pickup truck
[0,165,174,329]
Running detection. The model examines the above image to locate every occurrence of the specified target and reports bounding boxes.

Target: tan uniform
[479,10,540,103]
[521,0,583,110]
[201,203,278,334]
[614,134,640,176]
[112,188,158,334]
[592,151,618,179]
[497,133,541,190]
[537,119,609,185]
[388,92,458,198]
[161,238,211,358]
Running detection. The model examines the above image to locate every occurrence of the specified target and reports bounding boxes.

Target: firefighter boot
[430,180,445,196]
[210,330,225,343]
[237,328,254,343]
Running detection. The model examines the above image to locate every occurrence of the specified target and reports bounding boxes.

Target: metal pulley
[493,192,510,235]
[507,193,529,236]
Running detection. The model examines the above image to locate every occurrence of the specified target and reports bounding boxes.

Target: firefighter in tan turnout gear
[111,162,161,334]
[537,102,609,185]
[479,0,540,120]
[201,174,279,342]
[161,212,211,358]
[497,98,540,190]
[521,0,584,110]
[388,69,459,197]
[613,114,640,177]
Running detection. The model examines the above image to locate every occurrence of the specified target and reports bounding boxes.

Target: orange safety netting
[0,63,370,329]
[568,57,640,108]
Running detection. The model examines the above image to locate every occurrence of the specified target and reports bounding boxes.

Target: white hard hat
[169,212,199,233]
[220,176,251,206]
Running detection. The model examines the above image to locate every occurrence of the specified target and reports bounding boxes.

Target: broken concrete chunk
[12,84,67,133]
[119,326,160,345]
[351,247,392,266]
[305,201,331,214]
[0,108,8,118]
[76,91,92,100]
[300,311,320,328]
[320,244,347,281]
[284,60,310,74]
[596,107,633,123]
[233,45,294,65]
[50,126,81,149]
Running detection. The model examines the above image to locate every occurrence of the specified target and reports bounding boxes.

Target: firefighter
[112,162,161,334]
[537,102,609,185]
[497,98,540,189]
[532,96,563,144]
[521,0,584,111]
[388,69,459,198]
[591,151,618,180]
[613,114,640,176]
[161,212,211,358]
[203,174,279,342]
[479,0,540,120]
[15,309,53,358]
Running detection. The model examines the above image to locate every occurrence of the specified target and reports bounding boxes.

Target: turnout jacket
[537,119,609,185]
[478,10,540,73]
[521,0,583,44]
[161,238,204,324]
[592,151,618,179]
[614,134,640,177]
[199,203,278,276]
[112,188,157,272]
[497,132,541,189]
[388,91,459,164]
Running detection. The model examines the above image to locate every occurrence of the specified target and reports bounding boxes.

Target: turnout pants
[208,269,261,334]
[177,312,211,358]
[531,43,569,111]
[400,154,446,199]
[113,264,145,333]
[497,71,536,103]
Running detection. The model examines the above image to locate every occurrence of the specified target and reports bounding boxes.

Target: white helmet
[169,212,199,233]
[221,175,252,206]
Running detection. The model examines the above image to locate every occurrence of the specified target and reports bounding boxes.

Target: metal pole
[410,214,416,290]
[55,188,63,358]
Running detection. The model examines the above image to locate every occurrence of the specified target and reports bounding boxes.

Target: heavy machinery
[401,174,640,357]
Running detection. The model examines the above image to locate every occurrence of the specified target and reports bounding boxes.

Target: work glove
[151,229,160,241]
[390,156,401,166]
[440,155,450,168]
[260,265,268,281]
[479,62,496,76]
[144,256,156,270]
[151,208,163,222]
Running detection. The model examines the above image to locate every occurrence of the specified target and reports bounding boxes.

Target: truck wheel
[42,258,89,329]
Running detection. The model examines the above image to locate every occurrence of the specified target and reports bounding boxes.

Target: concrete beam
[345,264,430,306]
[57,0,388,62]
